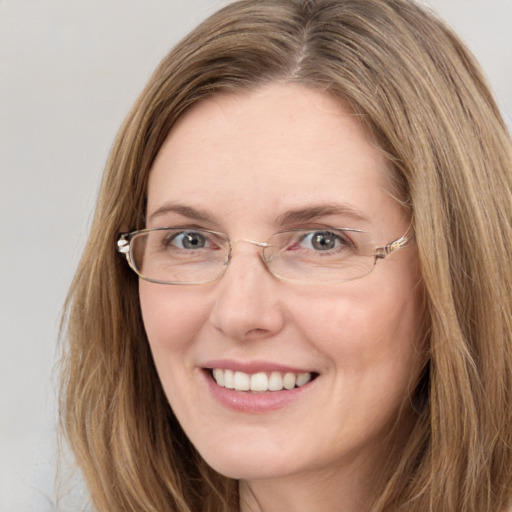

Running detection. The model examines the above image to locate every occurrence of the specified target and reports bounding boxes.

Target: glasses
[116,227,411,285]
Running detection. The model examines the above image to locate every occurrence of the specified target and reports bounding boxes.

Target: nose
[208,241,285,342]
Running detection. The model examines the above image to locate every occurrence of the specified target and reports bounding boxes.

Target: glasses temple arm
[375,234,413,259]
[116,233,131,254]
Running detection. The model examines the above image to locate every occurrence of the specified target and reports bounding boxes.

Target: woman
[60,0,512,511]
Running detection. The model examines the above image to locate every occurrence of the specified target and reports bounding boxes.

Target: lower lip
[203,370,315,413]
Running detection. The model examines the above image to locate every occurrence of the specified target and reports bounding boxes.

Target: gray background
[1,1,510,510]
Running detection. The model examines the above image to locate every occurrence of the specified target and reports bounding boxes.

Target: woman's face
[140,84,423,486]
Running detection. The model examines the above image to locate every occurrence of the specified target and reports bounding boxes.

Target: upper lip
[202,359,316,374]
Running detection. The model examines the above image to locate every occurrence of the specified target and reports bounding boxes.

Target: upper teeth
[212,369,312,392]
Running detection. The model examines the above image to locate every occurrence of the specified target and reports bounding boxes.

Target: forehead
[146,84,403,233]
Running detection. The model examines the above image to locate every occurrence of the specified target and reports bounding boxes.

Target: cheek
[139,283,209,352]
[290,279,423,374]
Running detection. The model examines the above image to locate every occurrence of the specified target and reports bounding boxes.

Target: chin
[197,443,300,481]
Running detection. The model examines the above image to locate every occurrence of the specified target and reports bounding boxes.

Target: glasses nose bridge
[226,238,274,274]
[236,238,272,249]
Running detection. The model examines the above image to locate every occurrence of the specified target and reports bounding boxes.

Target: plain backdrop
[1,1,510,510]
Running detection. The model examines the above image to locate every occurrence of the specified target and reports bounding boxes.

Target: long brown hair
[60,1,512,510]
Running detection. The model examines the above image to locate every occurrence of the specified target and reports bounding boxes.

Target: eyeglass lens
[128,227,379,284]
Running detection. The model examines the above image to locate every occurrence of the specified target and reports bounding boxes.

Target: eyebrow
[148,203,216,223]
[149,202,370,228]
[276,204,371,227]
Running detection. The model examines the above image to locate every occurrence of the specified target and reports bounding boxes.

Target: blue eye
[300,231,346,251]
[169,231,208,250]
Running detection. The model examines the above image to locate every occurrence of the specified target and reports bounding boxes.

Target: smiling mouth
[209,369,318,392]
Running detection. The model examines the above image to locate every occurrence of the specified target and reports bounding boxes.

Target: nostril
[243,327,271,339]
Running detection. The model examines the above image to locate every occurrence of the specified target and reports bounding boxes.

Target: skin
[140,83,424,512]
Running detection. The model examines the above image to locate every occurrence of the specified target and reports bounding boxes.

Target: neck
[237,411,419,512]
[238,458,377,512]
